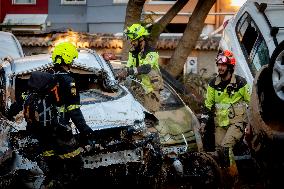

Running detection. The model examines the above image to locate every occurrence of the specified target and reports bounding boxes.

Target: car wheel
[271,41,284,101]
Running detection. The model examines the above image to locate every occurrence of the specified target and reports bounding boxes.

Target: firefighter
[49,42,93,141]
[199,49,251,185]
[117,23,163,113]
[6,42,93,188]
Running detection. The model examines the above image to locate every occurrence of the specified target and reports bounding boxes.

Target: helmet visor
[216,55,230,64]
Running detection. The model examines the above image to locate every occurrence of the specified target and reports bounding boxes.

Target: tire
[270,41,284,102]
[257,41,284,123]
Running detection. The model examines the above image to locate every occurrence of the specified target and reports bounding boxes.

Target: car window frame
[160,82,184,110]
[249,35,270,76]
[235,11,269,77]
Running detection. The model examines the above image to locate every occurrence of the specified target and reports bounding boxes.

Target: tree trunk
[148,0,189,48]
[121,0,146,61]
[164,0,217,78]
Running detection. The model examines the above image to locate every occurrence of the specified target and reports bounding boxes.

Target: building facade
[0,0,48,32]
[0,0,243,77]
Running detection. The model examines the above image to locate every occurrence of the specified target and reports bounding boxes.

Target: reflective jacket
[204,74,250,127]
[127,46,160,94]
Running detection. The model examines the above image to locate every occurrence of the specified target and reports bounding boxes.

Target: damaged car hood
[80,86,147,130]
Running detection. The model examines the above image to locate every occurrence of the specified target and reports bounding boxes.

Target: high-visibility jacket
[204,74,250,127]
[127,47,160,94]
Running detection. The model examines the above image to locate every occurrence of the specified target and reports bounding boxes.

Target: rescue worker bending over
[199,50,250,184]
[117,23,163,113]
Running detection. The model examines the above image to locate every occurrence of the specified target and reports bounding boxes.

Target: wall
[47,0,127,33]
[1,0,48,22]
[86,0,127,33]
[47,0,87,32]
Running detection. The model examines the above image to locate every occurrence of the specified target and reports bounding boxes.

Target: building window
[61,0,86,5]
[12,0,36,4]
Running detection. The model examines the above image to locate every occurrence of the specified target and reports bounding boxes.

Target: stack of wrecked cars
[0,45,221,188]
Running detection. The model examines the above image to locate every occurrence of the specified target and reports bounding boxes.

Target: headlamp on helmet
[52,42,78,65]
[124,23,149,41]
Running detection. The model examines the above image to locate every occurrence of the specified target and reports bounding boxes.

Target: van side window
[236,12,269,77]
[236,12,258,58]
[249,35,269,76]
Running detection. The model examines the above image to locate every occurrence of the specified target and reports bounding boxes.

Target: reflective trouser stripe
[42,147,84,159]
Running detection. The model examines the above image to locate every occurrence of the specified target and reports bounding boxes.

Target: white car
[0,31,24,60]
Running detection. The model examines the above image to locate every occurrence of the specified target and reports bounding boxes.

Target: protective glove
[127,64,152,75]
[116,68,128,81]
[198,113,210,136]
[198,122,206,136]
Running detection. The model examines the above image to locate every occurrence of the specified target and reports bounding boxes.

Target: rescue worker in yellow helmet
[199,49,250,186]
[117,23,163,113]
[41,42,93,187]
[50,42,93,139]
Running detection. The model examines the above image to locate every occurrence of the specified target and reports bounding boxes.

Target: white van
[219,0,284,98]
[219,1,284,183]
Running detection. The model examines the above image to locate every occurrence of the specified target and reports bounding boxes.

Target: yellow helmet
[52,42,78,65]
[124,23,149,41]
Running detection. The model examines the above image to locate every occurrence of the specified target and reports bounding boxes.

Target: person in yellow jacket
[199,49,251,184]
[117,23,163,113]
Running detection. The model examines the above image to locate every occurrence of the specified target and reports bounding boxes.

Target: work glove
[198,113,210,136]
[116,65,152,81]
[127,64,152,75]
[198,122,207,136]
[116,68,128,81]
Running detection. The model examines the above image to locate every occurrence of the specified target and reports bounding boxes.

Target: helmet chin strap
[134,40,143,52]
[220,68,232,80]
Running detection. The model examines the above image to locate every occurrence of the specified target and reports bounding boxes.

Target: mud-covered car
[0,48,164,186]
[0,47,222,188]
[0,31,26,188]
[110,60,222,188]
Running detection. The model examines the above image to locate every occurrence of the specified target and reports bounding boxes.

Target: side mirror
[101,52,117,61]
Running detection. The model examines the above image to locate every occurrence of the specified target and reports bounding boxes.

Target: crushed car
[109,58,222,188]
[0,48,164,187]
[0,47,222,188]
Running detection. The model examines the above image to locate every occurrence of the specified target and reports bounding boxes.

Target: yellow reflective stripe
[66,104,81,111]
[58,147,84,159]
[59,106,66,113]
[58,104,81,112]
[21,93,28,100]
[42,150,55,157]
